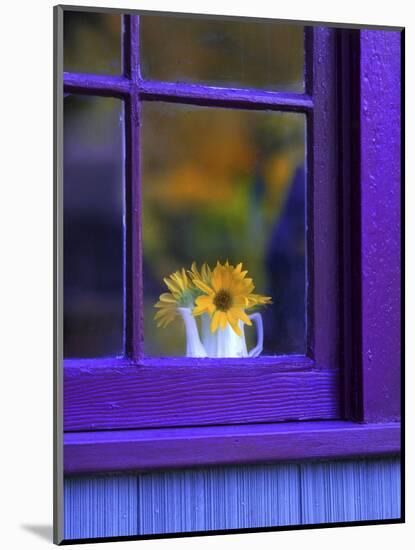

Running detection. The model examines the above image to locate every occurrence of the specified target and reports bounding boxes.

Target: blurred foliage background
[64,11,306,358]
[140,15,303,91]
[64,11,121,74]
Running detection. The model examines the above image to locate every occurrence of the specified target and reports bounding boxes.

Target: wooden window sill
[64,420,400,474]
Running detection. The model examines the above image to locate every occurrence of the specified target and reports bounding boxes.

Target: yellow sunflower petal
[246,294,273,308]
[154,308,173,320]
[163,277,179,295]
[237,308,252,326]
[193,295,215,316]
[189,262,212,285]
[201,263,212,283]
[210,310,222,333]
[196,295,215,311]
[192,305,205,316]
[227,313,242,336]
[211,267,223,292]
[221,267,233,290]
[219,312,228,330]
[226,307,240,325]
[193,279,213,294]
[155,267,196,328]
[158,293,176,303]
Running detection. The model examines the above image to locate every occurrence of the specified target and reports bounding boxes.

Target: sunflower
[192,261,272,336]
[154,268,197,328]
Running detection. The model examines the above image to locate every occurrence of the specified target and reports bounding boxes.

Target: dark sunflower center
[213,289,233,311]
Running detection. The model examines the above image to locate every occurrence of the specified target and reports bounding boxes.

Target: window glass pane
[64,11,121,74]
[140,15,304,92]
[142,102,306,357]
[64,95,124,358]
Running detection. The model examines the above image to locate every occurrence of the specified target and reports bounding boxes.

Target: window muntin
[142,102,306,357]
[64,11,121,75]
[63,95,124,358]
[140,15,304,92]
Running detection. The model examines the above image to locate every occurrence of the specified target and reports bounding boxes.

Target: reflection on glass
[64,11,121,74]
[140,15,304,92]
[142,102,306,357]
[64,95,123,358]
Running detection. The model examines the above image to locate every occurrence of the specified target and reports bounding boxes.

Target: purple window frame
[56,7,402,474]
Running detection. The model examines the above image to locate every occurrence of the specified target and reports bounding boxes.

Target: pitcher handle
[247,313,263,358]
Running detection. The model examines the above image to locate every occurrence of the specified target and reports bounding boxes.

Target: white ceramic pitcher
[177,307,263,358]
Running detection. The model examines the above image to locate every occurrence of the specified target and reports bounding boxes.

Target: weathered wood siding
[64,457,401,540]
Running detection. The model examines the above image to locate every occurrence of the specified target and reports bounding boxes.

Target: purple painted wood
[63,72,313,111]
[123,14,140,81]
[124,15,143,361]
[139,80,313,112]
[64,420,400,474]
[307,27,339,370]
[64,360,340,431]
[359,31,401,423]
[64,355,313,370]
[63,72,131,97]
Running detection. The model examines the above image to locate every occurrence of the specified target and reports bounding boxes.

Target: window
[57,8,401,474]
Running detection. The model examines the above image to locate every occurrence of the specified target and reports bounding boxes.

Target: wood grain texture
[308,27,339,369]
[138,463,301,534]
[63,457,401,540]
[64,421,401,474]
[124,14,143,361]
[64,363,339,431]
[300,458,401,523]
[64,475,138,539]
[359,31,402,422]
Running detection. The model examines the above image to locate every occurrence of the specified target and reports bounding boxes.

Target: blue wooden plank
[138,468,207,534]
[138,464,301,534]
[64,474,138,540]
[204,464,301,530]
[300,458,401,524]
[354,458,401,520]
[63,457,400,540]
